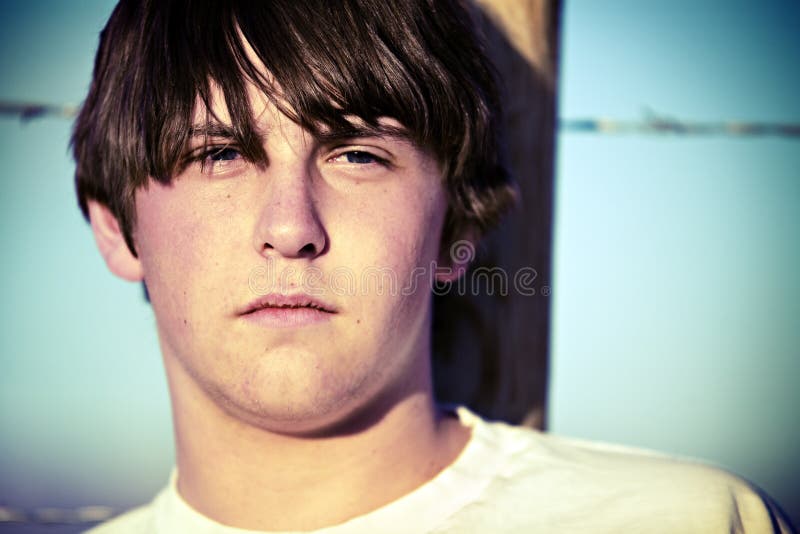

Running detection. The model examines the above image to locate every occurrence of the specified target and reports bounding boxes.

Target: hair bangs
[228,2,429,145]
[149,1,442,178]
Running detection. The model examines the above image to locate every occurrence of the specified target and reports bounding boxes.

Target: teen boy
[75,1,791,532]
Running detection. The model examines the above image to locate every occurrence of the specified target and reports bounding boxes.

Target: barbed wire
[0,101,79,121]
[0,504,115,526]
[560,116,800,137]
[2,101,799,138]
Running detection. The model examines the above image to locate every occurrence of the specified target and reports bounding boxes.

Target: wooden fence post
[433,0,562,429]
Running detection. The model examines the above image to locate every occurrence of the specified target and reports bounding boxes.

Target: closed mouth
[240,294,336,316]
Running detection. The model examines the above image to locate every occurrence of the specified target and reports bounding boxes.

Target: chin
[210,347,389,436]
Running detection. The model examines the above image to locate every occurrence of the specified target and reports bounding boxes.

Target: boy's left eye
[330,150,386,165]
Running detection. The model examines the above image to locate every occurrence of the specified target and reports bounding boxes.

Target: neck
[162,353,469,531]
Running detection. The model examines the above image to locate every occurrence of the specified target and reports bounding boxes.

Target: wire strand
[2,100,798,138]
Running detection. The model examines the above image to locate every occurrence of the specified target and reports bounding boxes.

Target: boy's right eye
[189,145,245,175]
[208,147,241,162]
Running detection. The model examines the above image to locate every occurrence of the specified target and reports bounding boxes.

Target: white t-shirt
[86,407,792,533]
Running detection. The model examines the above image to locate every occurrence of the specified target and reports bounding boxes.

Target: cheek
[336,182,447,266]
[328,183,446,335]
[133,186,237,319]
[135,181,246,267]
[136,198,197,280]
[383,190,447,281]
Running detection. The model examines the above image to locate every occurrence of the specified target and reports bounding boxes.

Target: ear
[435,233,477,284]
[87,200,144,282]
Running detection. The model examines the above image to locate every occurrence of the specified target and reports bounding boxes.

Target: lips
[238,293,336,327]
[242,293,335,314]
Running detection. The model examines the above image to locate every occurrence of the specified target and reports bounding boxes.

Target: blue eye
[209,147,241,161]
[187,145,246,175]
[344,151,378,164]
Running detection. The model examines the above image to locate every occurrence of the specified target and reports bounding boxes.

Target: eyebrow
[315,123,413,145]
[185,120,270,165]
[188,121,241,140]
[180,120,270,169]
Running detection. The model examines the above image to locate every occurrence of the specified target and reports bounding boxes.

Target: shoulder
[445,408,792,533]
[83,503,155,534]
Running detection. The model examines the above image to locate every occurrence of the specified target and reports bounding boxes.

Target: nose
[253,165,327,259]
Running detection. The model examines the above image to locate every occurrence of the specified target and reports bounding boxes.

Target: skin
[89,84,470,530]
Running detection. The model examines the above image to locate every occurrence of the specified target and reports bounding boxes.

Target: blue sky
[551,0,800,522]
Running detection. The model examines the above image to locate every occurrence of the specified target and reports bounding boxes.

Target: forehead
[189,68,418,157]
[194,82,409,133]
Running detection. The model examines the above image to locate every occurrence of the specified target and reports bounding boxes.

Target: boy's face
[127,85,449,434]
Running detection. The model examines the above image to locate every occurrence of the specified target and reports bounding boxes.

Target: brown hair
[72,0,515,254]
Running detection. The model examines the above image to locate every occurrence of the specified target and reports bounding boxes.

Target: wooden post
[433,0,561,429]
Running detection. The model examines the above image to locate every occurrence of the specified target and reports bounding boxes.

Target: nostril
[299,243,317,256]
